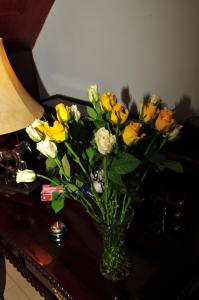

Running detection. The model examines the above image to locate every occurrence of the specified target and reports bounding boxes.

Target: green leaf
[75,178,84,189]
[111,153,140,174]
[149,152,166,164]
[52,191,59,201]
[94,120,109,129]
[51,177,61,186]
[108,169,127,192]
[75,173,87,184]
[62,154,70,178]
[51,192,65,213]
[126,188,140,202]
[109,181,127,194]
[65,183,78,193]
[86,147,96,164]
[149,152,167,172]
[46,157,57,172]
[95,103,102,114]
[86,106,97,119]
[155,163,166,172]
[164,160,183,173]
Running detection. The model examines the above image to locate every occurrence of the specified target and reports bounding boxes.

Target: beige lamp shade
[0,37,44,134]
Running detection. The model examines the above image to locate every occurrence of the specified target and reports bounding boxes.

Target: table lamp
[0,37,44,134]
[0,37,44,192]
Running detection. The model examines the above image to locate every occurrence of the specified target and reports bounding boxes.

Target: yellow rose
[55,103,71,123]
[155,109,175,132]
[111,103,129,124]
[37,121,68,142]
[101,92,117,111]
[141,102,159,123]
[123,122,145,145]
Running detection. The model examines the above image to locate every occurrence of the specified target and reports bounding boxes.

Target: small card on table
[41,184,64,202]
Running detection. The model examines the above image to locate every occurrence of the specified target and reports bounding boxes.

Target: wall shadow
[174,94,198,123]
[121,86,152,118]
[121,86,198,123]
[121,86,138,117]
[121,86,131,109]
[34,65,49,100]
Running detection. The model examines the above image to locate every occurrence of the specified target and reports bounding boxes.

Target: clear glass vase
[98,209,134,281]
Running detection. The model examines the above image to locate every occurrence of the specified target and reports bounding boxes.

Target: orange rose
[122,122,145,145]
[155,109,175,132]
[141,102,159,122]
[111,103,129,124]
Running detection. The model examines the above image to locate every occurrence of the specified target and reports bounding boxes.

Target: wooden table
[0,254,5,300]
[0,185,199,300]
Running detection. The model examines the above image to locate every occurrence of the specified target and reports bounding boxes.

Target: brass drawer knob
[177,200,184,206]
[52,287,68,300]
[174,212,182,219]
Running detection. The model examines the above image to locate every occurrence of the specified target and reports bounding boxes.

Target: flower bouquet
[16,85,183,280]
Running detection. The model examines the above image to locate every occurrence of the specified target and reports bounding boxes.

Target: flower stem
[37,173,100,222]
[64,141,91,182]
[136,132,159,188]
[120,194,127,224]
[113,192,118,222]
[159,137,168,150]
[37,174,60,186]
[103,156,109,224]
[144,132,159,156]
[136,166,150,192]
[73,192,100,223]
[55,157,69,182]
[64,141,106,221]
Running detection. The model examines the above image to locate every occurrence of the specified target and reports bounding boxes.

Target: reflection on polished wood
[0,253,6,300]
[0,166,199,300]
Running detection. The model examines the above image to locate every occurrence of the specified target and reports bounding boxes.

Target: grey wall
[33,0,199,121]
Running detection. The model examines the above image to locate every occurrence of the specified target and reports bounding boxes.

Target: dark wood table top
[0,186,198,300]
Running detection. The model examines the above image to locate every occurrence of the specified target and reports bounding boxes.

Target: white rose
[150,94,161,104]
[71,105,81,122]
[87,84,99,104]
[165,124,183,141]
[36,139,58,158]
[31,119,45,128]
[16,169,36,183]
[26,126,43,142]
[94,127,116,155]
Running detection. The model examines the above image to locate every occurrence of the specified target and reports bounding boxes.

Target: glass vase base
[97,208,134,281]
[99,254,132,281]
[100,264,131,281]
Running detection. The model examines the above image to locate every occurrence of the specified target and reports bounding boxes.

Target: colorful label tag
[41,184,64,202]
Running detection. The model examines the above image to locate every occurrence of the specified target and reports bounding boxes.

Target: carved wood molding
[0,235,73,300]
